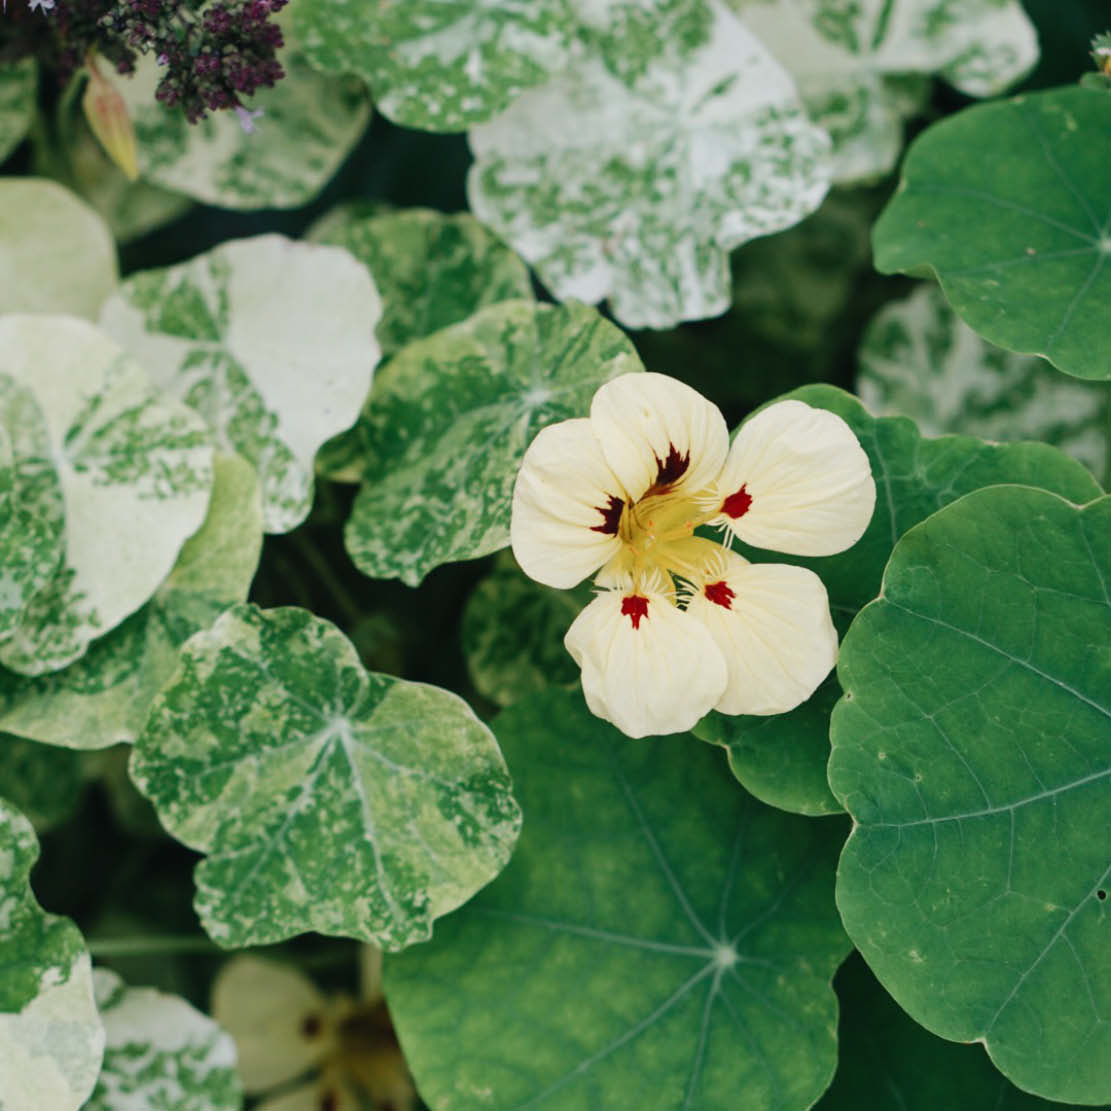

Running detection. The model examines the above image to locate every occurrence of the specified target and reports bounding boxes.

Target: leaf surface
[0,59,35,163]
[0,734,84,832]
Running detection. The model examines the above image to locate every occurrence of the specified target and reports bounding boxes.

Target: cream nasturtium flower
[511,374,875,738]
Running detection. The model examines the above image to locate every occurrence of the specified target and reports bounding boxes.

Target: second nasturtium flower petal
[564,578,728,738]
[712,399,875,556]
[684,548,838,716]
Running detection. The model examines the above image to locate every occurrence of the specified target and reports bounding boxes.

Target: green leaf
[0,60,36,164]
[384,688,851,1111]
[100,235,381,533]
[0,316,213,677]
[105,49,369,210]
[294,0,577,132]
[0,798,104,1111]
[343,300,642,586]
[461,553,592,707]
[829,486,1111,1104]
[0,178,118,318]
[873,86,1111,381]
[0,734,84,832]
[0,454,262,750]
[858,284,1110,481]
[85,969,243,1111]
[468,4,831,328]
[695,385,1102,815]
[130,604,522,950]
[816,954,1108,1111]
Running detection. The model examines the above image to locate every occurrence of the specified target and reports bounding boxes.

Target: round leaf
[857,283,1109,480]
[100,235,381,533]
[0,316,214,676]
[0,178,117,319]
[0,734,84,832]
[0,799,104,1111]
[830,487,1111,1104]
[130,604,522,950]
[385,688,851,1111]
[85,969,243,1111]
[0,59,36,164]
[873,87,1111,381]
[343,300,642,586]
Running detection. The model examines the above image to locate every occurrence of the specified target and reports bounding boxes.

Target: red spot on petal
[320,1092,338,1111]
[721,483,752,519]
[621,594,649,629]
[652,442,690,489]
[590,494,625,535]
[704,581,735,609]
[300,1013,323,1038]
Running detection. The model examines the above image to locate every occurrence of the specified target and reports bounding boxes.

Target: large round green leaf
[130,604,522,950]
[694,385,1102,816]
[385,688,851,1111]
[0,799,104,1111]
[873,87,1111,381]
[830,486,1111,1104]
[343,300,642,586]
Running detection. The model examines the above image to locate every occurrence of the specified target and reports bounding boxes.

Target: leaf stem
[288,527,364,629]
[87,934,222,957]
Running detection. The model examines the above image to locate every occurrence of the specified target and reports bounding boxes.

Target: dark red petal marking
[621,594,649,630]
[652,442,691,489]
[704,581,735,610]
[721,483,752,519]
[590,494,625,535]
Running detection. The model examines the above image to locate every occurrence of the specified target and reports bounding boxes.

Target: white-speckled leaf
[343,300,642,586]
[0,454,262,750]
[734,0,1038,182]
[0,316,213,676]
[0,178,118,319]
[0,799,104,1111]
[100,235,381,533]
[468,1,831,328]
[105,48,369,210]
[0,60,35,164]
[130,604,522,950]
[857,284,1110,481]
[85,969,242,1111]
[294,0,577,132]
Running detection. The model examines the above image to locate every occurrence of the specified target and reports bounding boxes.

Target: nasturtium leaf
[100,235,381,533]
[873,87,1111,381]
[0,59,35,164]
[461,553,592,707]
[385,688,851,1111]
[294,0,576,132]
[85,968,243,1111]
[830,486,1111,1104]
[816,954,1108,1111]
[468,2,831,329]
[0,178,118,318]
[695,385,1102,815]
[0,799,104,1111]
[0,734,84,832]
[131,604,522,950]
[105,49,369,210]
[0,454,263,750]
[0,316,213,677]
[858,284,1109,481]
[343,300,642,586]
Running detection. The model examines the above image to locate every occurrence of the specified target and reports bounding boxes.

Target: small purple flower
[234,105,264,134]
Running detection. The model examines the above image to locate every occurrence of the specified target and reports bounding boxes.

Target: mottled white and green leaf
[469,2,831,328]
[85,969,242,1111]
[857,284,1110,480]
[0,454,262,750]
[104,49,369,209]
[343,300,641,585]
[0,60,36,165]
[0,799,104,1111]
[100,235,381,533]
[0,316,213,676]
[0,178,118,319]
[131,605,522,950]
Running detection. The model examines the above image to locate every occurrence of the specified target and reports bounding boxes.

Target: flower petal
[590,372,729,502]
[685,549,837,716]
[511,417,625,589]
[564,586,727,738]
[713,399,875,555]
